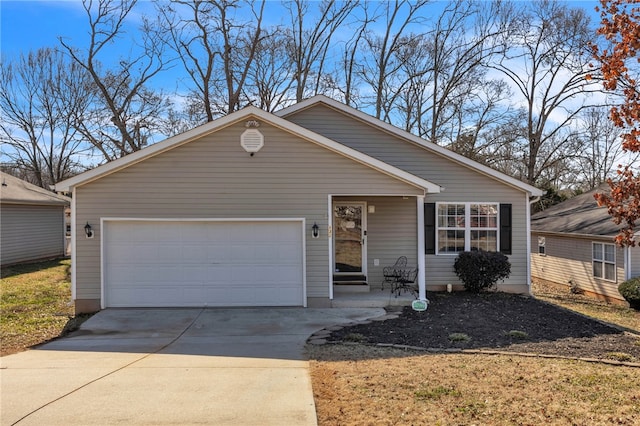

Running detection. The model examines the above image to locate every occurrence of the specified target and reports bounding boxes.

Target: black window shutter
[499,203,512,255]
[424,203,436,254]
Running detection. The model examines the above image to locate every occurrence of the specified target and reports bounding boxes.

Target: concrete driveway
[1,307,384,426]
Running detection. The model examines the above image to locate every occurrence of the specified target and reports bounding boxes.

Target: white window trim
[592,242,616,282]
[435,202,500,255]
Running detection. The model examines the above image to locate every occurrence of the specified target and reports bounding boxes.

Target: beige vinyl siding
[75,120,423,302]
[286,104,530,291]
[334,196,417,289]
[1,204,65,266]
[531,233,625,301]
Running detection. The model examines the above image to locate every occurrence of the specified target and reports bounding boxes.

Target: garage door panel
[182,244,209,263]
[158,245,183,260]
[104,220,304,307]
[184,265,211,281]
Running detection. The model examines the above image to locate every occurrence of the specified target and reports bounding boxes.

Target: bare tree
[448,79,520,162]
[332,2,376,107]
[421,0,512,144]
[243,28,295,112]
[283,0,356,103]
[0,48,92,187]
[573,106,630,191]
[359,0,430,121]
[491,0,599,185]
[60,0,172,162]
[157,0,265,122]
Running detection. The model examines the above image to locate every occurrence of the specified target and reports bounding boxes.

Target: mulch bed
[326,292,640,361]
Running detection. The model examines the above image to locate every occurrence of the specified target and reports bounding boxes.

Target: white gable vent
[241,129,264,155]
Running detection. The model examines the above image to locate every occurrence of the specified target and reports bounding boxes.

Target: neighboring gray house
[1,172,71,266]
[531,184,636,302]
[56,96,543,314]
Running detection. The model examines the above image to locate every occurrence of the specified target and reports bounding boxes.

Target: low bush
[453,250,511,293]
[618,277,640,310]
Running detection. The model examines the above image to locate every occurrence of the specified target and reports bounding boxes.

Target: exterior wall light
[312,222,319,239]
[84,222,94,238]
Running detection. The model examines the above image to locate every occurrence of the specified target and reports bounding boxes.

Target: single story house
[55,96,543,313]
[531,184,636,302]
[1,171,71,266]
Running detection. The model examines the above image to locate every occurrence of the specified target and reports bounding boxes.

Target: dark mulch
[327,292,640,361]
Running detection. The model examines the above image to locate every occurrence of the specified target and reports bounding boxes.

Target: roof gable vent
[241,129,264,154]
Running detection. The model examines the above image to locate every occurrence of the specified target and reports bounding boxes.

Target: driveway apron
[1,307,384,426]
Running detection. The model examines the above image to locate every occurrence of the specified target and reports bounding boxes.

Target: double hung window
[592,242,615,281]
[437,203,498,254]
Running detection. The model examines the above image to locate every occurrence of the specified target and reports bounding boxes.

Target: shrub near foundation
[453,250,511,293]
[618,277,640,310]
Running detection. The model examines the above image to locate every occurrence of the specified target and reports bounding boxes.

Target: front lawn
[308,285,640,425]
[308,345,640,425]
[0,258,81,356]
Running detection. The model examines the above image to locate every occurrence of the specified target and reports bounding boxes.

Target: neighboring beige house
[531,184,636,303]
[1,172,71,266]
[55,96,543,314]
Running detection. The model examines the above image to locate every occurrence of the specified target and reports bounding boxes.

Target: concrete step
[331,291,415,308]
[333,283,370,293]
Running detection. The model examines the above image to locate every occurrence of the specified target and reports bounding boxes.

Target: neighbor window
[592,242,615,281]
[538,236,546,255]
[437,203,498,254]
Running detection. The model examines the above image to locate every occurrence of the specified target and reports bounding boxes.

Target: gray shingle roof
[0,172,70,206]
[531,184,619,236]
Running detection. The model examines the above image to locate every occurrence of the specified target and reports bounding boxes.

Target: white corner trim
[71,188,77,301]
[526,194,533,295]
[328,194,334,300]
[277,95,543,197]
[301,218,308,307]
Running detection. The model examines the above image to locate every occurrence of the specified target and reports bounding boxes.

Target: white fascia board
[277,95,543,197]
[56,106,440,194]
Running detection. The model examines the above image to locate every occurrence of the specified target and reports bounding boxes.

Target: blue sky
[2,0,603,59]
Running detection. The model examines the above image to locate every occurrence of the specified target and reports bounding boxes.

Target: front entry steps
[333,275,369,293]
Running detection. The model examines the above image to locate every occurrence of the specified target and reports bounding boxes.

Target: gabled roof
[55,105,440,194]
[1,172,70,206]
[531,184,618,237]
[276,95,544,197]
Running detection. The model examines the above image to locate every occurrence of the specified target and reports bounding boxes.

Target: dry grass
[532,279,640,333]
[0,258,80,356]
[309,283,640,425]
[308,345,640,425]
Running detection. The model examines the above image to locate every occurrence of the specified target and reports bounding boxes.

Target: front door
[333,202,366,276]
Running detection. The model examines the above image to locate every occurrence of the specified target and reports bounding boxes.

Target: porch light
[312,222,319,239]
[84,222,94,238]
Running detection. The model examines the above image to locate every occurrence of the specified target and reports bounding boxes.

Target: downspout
[527,195,541,295]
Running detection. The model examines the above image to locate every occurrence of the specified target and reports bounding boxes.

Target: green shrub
[453,250,511,293]
[618,277,640,310]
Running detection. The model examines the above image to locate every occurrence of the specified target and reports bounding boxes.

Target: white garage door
[103,220,304,307]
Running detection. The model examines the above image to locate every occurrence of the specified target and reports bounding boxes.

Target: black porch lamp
[84,222,94,238]
[312,222,319,239]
